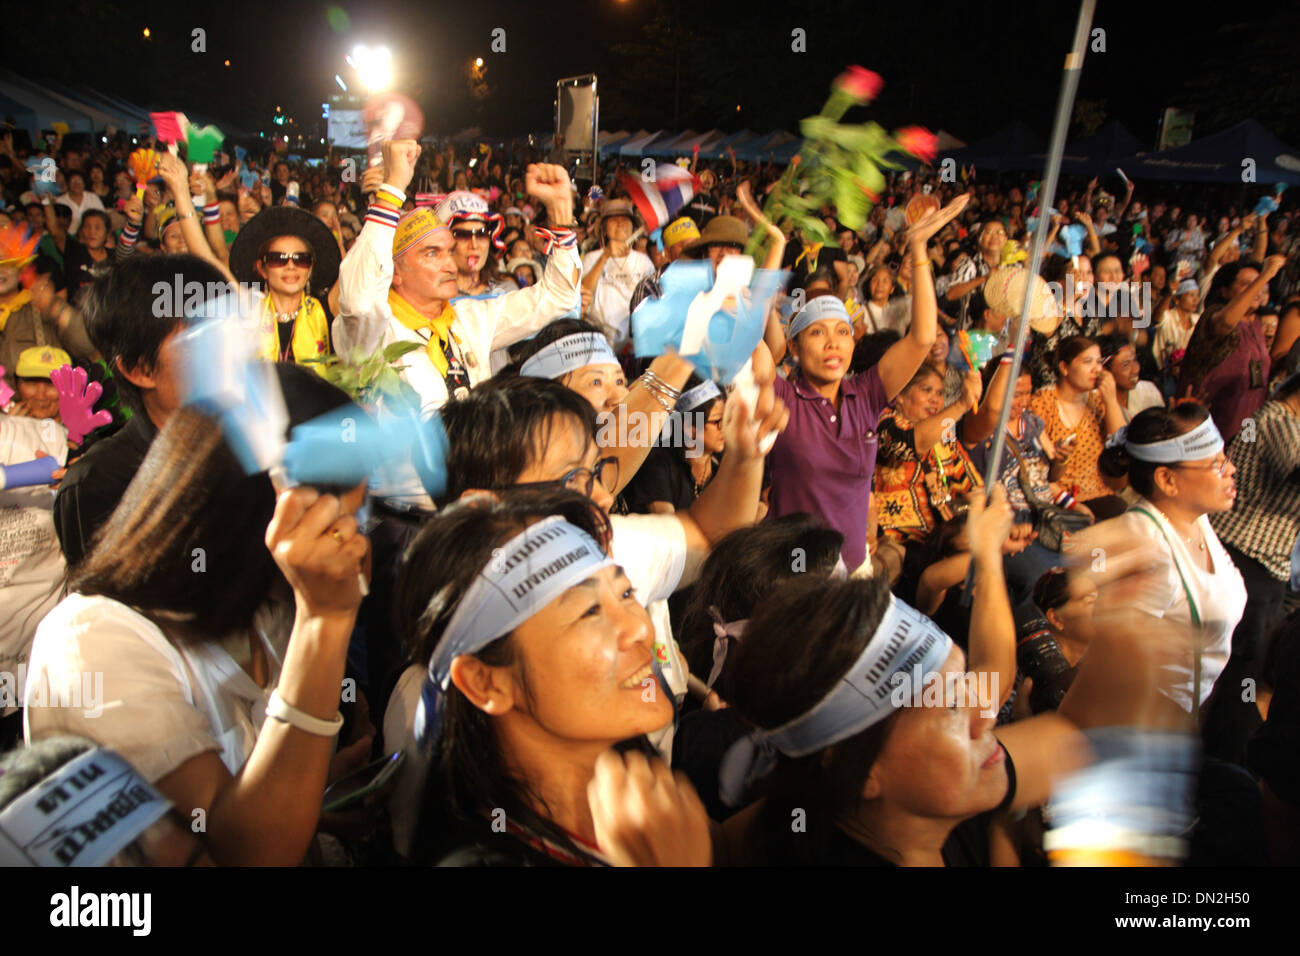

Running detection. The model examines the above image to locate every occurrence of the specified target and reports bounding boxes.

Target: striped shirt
[1209,400,1300,580]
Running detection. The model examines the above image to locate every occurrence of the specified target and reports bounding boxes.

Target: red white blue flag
[618,164,703,233]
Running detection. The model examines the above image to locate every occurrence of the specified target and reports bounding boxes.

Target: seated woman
[1088,402,1246,716]
[24,366,372,866]
[396,491,710,866]
[1013,568,1097,716]
[622,376,725,515]
[228,206,342,370]
[874,362,986,552]
[1028,335,1128,519]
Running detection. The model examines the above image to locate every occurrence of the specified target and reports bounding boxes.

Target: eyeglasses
[1172,455,1232,477]
[452,227,490,241]
[261,252,313,268]
[502,456,620,498]
[704,416,724,429]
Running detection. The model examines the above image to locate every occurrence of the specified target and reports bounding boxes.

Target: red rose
[833,66,884,104]
[896,126,938,163]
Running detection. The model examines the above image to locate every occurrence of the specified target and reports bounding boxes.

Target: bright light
[224,59,231,67]
[334,74,348,92]
[142,27,150,38]
[352,44,393,92]
[474,57,484,68]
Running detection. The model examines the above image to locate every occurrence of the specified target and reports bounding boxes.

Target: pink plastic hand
[0,366,13,407]
[51,364,112,444]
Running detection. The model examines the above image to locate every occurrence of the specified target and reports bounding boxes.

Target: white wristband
[266,690,344,736]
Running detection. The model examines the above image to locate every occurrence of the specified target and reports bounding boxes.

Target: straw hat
[983,265,1060,335]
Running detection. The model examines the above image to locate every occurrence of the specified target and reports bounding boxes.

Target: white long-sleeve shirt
[333,190,582,417]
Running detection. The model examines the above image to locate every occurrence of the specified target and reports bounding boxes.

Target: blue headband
[788,295,853,339]
[718,593,954,807]
[0,749,172,866]
[414,516,614,749]
[677,380,722,413]
[520,333,620,380]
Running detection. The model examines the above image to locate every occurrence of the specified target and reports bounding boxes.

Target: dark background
[6,0,1297,146]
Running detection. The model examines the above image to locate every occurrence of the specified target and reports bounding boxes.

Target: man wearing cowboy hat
[334,139,580,419]
[580,197,655,350]
[682,214,750,272]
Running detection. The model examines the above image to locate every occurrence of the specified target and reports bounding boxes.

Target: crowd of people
[1,114,1298,869]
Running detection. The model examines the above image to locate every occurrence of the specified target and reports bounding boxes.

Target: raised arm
[335,140,420,356]
[677,345,787,570]
[154,487,368,865]
[879,194,970,399]
[157,153,235,283]
[1214,254,1285,334]
[963,483,1016,709]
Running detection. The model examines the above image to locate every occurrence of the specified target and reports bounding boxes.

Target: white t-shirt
[1102,502,1247,712]
[861,297,910,335]
[1125,380,1164,420]
[1152,310,1200,370]
[381,511,692,857]
[582,249,655,347]
[0,416,68,714]
[55,191,104,236]
[24,593,293,782]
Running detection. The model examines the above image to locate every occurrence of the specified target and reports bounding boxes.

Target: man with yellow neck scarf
[334,140,580,422]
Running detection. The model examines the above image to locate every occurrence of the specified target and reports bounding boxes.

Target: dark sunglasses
[261,251,313,268]
[499,457,619,498]
[452,227,490,241]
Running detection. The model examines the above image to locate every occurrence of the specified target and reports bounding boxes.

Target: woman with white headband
[712,487,1201,866]
[1090,402,1245,715]
[512,318,694,496]
[623,374,727,515]
[763,195,971,572]
[393,492,711,866]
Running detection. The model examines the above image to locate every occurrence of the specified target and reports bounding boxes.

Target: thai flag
[618,164,702,233]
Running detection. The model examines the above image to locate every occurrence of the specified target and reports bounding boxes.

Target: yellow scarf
[388,290,457,376]
[794,242,824,273]
[0,290,32,334]
[258,292,330,370]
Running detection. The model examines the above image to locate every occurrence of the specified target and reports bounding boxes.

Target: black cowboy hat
[228,206,341,296]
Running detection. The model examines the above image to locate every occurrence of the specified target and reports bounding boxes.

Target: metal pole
[962,0,1096,605]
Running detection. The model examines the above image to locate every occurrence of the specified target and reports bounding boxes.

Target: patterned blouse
[875,408,983,543]
[1029,387,1108,501]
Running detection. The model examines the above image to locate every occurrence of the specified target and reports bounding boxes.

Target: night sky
[6,1,1297,147]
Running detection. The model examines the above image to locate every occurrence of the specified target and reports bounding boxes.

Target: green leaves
[304,343,422,412]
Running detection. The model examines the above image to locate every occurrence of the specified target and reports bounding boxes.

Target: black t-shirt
[783,238,846,291]
[622,444,708,514]
[62,239,111,301]
[53,411,158,565]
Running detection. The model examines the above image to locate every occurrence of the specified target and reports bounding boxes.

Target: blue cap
[788,295,852,339]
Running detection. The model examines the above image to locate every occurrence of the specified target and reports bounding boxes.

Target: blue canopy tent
[939,120,1045,172]
[2,73,117,132]
[701,129,758,160]
[0,91,38,134]
[768,137,804,164]
[1016,119,1144,177]
[0,73,94,132]
[39,79,137,131]
[645,129,697,157]
[668,129,725,156]
[618,129,666,157]
[733,130,796,162]
[1117,119,1300,185]
[598,129,643,158]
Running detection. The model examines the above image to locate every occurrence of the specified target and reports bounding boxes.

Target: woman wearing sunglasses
[434,191,517,297]
[229,206,342,370]
[1089,401,1246,716]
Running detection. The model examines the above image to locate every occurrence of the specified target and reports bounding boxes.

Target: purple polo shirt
[767,367,889,570]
